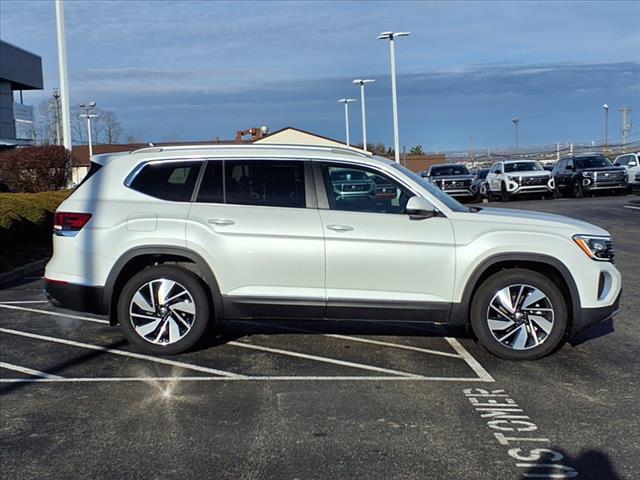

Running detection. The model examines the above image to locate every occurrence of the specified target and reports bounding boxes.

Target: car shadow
[568,318,615,347]
[193,318,470,351]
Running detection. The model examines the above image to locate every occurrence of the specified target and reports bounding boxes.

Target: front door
[315,161,456,322]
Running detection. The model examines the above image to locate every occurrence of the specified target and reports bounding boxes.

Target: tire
[553,187,561,199]
[572,181,584,198]
[470,269,568,360]
[501,182,511,202]
[486,185,495,202]
[117,265,210,355]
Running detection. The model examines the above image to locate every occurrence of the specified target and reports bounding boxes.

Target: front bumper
[44,278,108,315]
[572,290,622,335]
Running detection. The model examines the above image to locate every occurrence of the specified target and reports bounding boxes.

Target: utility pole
[620,106,633,152]
[52,88,61,145]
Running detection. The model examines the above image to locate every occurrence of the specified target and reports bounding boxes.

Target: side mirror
[405,196,437,219]
[629,161,638,167]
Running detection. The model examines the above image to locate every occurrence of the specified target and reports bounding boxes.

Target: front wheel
[117,265,210,355]
[501,182,511,202]
[470,269,567,360]
[572,181,584,198]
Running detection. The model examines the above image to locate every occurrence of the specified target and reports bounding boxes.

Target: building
[0,40,43,147]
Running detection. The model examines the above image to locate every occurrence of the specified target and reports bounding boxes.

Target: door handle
[326,224,354,232]
[208,218,235,226]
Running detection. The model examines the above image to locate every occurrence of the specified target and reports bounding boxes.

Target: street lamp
[512,117,520,153]
[352,79,375,151]
[378,31,410,163]
[602,104,609,152]
[80,102,99,157]
[338,98,356,146]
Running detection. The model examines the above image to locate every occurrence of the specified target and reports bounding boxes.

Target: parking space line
[243,320,462,359]
[0,361,64,379]
[0,375,493,383]
[0,327,244,378]
[0,304,109,324]
[227,341,423,378]
[445,337,494,382]
[0,301,50,304]
[623,205,640,210]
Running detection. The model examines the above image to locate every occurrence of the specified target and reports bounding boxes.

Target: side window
[224,160,305,208]
[321,163,412,214]
[130,161,201,201]
[196,160,224,203]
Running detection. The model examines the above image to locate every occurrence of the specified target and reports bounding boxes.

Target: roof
[0,40,43,90]
[254,126,367,154]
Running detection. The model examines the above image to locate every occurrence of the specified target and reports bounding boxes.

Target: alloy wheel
[129,278,196,345]
[486,284,555,351]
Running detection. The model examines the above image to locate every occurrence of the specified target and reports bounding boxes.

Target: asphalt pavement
[1,195,638,480]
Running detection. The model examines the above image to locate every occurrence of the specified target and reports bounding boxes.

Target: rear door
[187,159,325,318]
[315,161,456,322]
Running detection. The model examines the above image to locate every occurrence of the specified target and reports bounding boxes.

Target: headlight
[583,171,595,177]
[573,234,614,262]
[508,176,520,183]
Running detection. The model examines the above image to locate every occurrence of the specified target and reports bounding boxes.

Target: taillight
[54,212,92,235]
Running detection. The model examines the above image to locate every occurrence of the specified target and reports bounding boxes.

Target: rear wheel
[117,265,210,355]
[470,269,567,360]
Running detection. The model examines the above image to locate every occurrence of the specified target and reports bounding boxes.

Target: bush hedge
[0,191,71,273]
[0,146,71,193]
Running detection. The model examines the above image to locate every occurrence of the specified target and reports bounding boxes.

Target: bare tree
[34,99,58,145]
[100,110,123,144]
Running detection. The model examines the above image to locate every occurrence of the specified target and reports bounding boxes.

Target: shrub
[0,146,71,192]
[0,191,71,272]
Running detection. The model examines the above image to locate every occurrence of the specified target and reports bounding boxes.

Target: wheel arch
[104,246,223,325]
[450,253,581,335]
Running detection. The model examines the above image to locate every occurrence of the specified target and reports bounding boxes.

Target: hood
[503,171,550,178]
[579,166,626,173]
[474,207,609,236]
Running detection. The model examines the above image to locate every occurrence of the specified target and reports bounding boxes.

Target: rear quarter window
[129,161,201,202]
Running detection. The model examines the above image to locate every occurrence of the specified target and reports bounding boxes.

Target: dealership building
[0,40,43,147]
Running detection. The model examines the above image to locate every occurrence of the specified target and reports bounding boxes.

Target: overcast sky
[1,0,639,151]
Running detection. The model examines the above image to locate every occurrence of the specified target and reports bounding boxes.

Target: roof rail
[129,143,372,158]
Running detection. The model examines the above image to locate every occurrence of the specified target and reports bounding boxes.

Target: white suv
[486,159,555,201]
[45,145,621,360]
[614,152,640,193]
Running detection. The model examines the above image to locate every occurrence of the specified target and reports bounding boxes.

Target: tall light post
[378,31,410,163]
[55,0,72,151]
[338,98,356,146]
[352,79,375,151]
[512,117,520,153]
[602,104,609,152]
[80,102,99,157]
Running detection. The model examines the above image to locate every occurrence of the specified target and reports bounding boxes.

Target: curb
[0,258,48,287]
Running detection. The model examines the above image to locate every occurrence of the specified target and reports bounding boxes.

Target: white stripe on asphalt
[227,340,423,378]
[623,205,640,210]
[0,375,493,383]
[243,320,461,359]
[445,337,495,382]
[0,361,64,379]
[0,300,50,304]
[0,304,109,324]
[0,327,244,378]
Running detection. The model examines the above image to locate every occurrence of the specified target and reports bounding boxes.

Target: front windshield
[391,163,468,213]
[477,169,489,179]
[575,156,612,169]
[430,165,470,176]
[504,161,543,173]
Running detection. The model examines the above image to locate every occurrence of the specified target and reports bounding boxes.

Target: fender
[449,253,582,333]
[103,245,224,324]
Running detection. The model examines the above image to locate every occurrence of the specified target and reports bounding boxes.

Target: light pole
[378,31,410,163]
[512,117,520,153]
[602,104,609,152]
[80,102,99,157]
[338,98,356,146]
[55,0,72,151]
[352,79,375,151]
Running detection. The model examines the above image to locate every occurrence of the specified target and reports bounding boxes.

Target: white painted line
[0,304,109,325]
[0,327,244,378]
[0,300,50,304]
[324,334,462,359]
[228,340,423,378]
[0,361,64,379]
[623,205,640,210]
[0,375,493,383]
[243,320,461,359]
[445,337,495,382]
